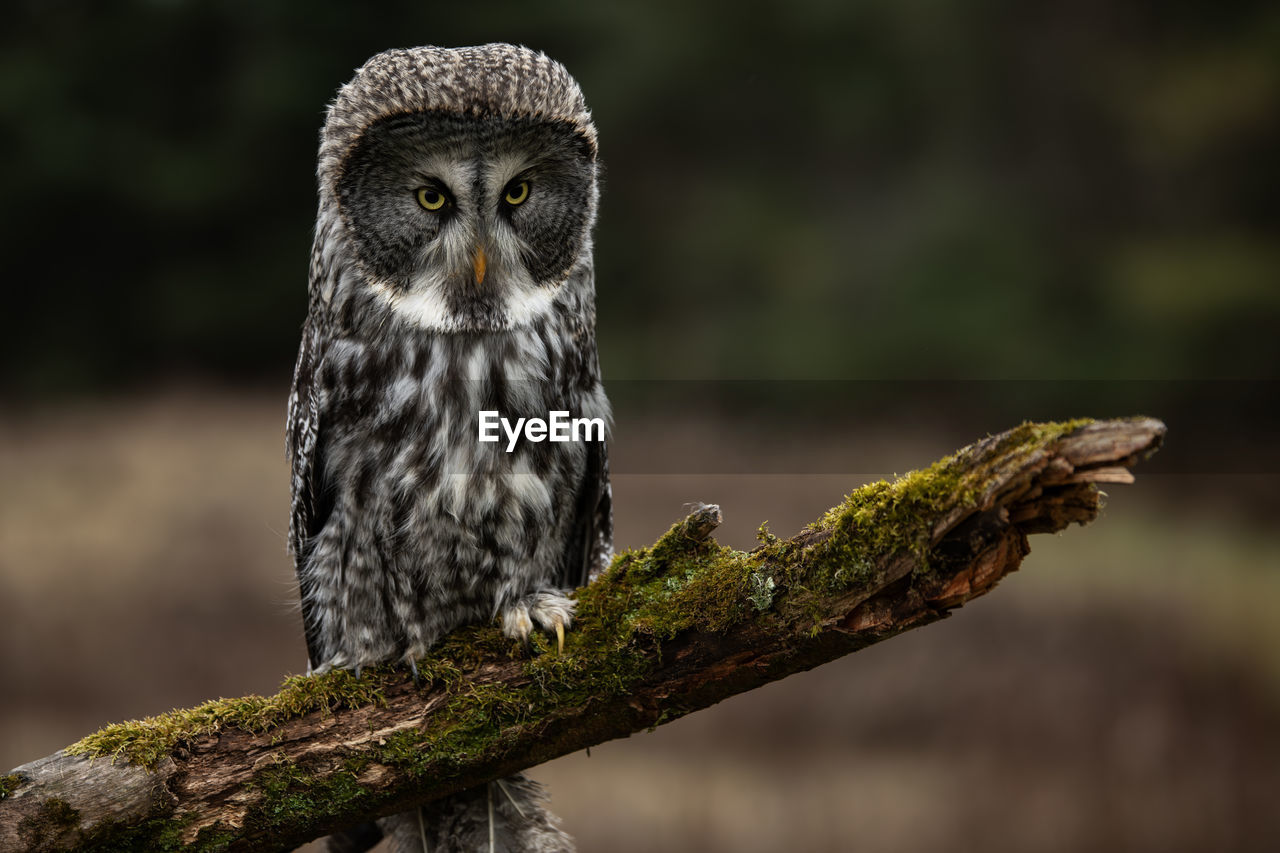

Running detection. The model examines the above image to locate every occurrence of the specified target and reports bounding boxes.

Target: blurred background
[2,1,1277,850]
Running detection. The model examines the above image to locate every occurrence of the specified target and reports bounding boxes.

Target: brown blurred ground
[2,391,1278,851]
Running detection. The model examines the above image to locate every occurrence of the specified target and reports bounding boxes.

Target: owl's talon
[408,658,421,687]
[501,591,575,654]
[502,601,535,644]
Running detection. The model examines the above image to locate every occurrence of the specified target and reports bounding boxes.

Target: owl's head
[318,45,599,332]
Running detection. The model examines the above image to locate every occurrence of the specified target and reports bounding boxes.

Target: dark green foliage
[4,4,1277,394]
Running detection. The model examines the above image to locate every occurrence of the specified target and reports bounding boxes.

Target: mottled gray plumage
[287,44,611,853]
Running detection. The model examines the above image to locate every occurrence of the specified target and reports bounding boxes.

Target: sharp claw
[555,618,565,654]
[409,658,421,687]
[354,664,363,681]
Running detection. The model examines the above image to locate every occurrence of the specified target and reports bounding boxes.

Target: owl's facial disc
[336,111,595,332]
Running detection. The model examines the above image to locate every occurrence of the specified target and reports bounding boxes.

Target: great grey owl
[286,44,611,852]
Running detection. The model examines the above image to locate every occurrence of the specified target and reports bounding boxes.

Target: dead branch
[0,418,1165,852]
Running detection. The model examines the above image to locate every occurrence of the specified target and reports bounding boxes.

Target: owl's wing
[562,437,613,590]
[286,316,332,669]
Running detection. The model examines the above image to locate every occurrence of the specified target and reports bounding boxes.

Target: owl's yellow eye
[416,187,447,211]
[504,180,530,206]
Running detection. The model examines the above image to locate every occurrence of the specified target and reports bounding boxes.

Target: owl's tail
[322,774,574,853]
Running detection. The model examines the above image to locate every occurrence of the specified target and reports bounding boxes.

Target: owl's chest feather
[321,322,595,545]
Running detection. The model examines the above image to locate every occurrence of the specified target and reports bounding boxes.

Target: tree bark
[0,418,1165,853]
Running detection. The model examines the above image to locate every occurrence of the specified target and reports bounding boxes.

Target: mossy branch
[0,418,1165,853]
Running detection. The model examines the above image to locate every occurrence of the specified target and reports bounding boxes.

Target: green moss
[67,667,387,769]
[67,807,243,852]
[78,816,193,852]
[756,521,779,545]
[587,516,759,640]
[0,772,21,799]
[190,825,237,851]
[248,758,372,836]
[796,418,1094,594]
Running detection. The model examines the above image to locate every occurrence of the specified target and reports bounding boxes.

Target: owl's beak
[472,246,488,287]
